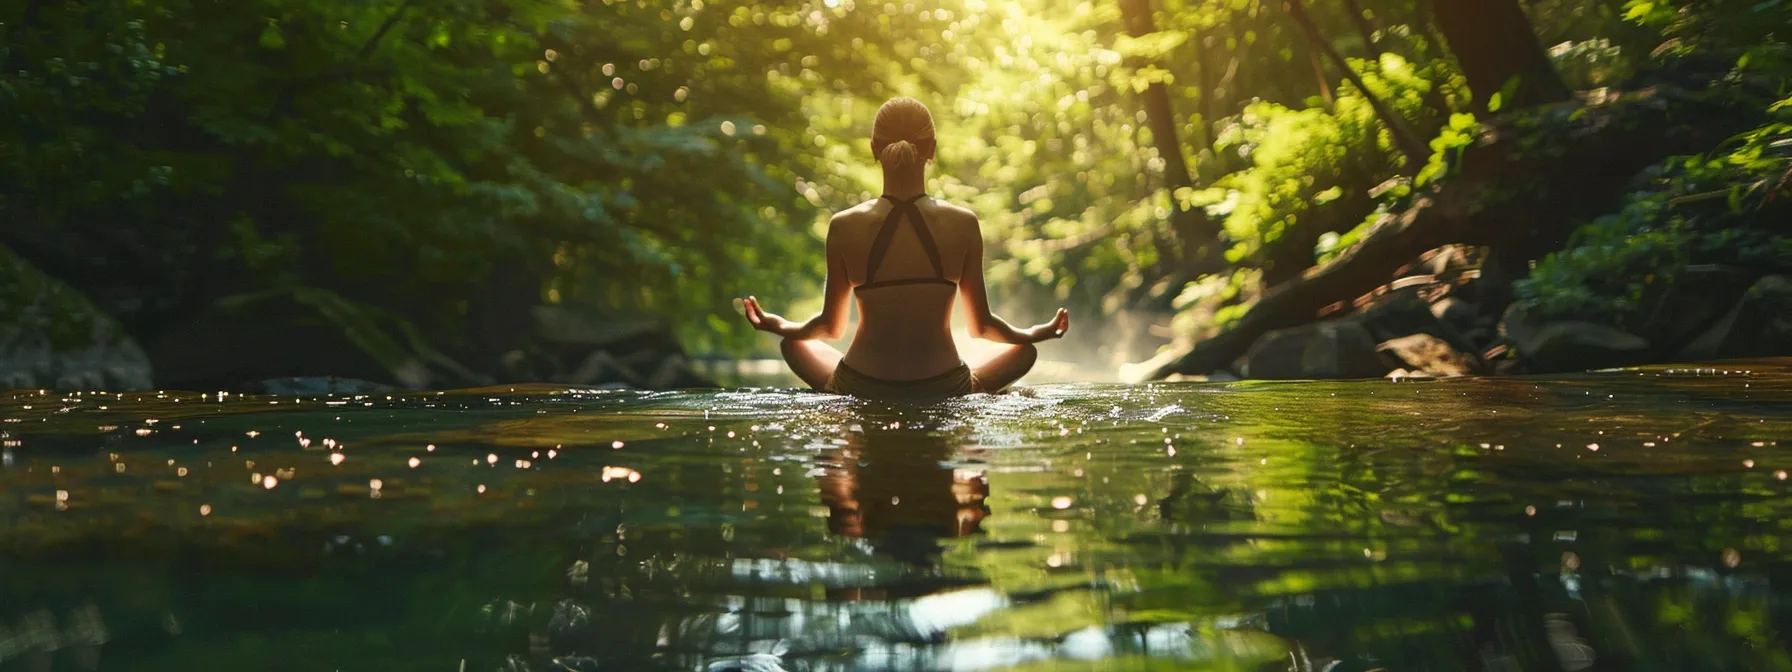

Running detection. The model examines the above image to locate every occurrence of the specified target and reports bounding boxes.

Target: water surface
[3,361,1791,671]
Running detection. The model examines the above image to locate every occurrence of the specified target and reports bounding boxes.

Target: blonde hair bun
[872,97,935,169]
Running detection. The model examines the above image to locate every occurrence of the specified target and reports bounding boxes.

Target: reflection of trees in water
[0,603,106,671]
[6,405,1792,669]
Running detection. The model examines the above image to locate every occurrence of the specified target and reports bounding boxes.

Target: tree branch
[358,0,417,61]
[1286,0,1430,173]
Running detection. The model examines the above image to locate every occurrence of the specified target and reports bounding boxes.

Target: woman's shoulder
[827,196,979,230]
[924,197,979,222]
[831,198,884,222]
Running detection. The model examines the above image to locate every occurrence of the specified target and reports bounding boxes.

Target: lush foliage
[1516,97,1792,322]
[3,0,1788,382]
[1515,0,1792,324]
[1,0,906,368]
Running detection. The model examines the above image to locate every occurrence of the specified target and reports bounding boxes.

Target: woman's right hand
[742,296,793,336]
[1026,308,1070,343]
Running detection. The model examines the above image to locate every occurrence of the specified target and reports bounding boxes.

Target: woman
[742,97,1069,401]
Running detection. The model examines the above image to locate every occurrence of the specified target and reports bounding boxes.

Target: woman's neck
[880,166,926,199]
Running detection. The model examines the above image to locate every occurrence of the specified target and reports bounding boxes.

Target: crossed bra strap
[857,194,956,292]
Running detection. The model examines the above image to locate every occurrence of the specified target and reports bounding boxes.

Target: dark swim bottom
[824,361,984,403]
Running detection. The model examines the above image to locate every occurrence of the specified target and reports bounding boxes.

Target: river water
[1,361,1790,671]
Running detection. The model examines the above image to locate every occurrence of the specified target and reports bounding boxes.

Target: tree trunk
[1118,0,1223,266]
[1192,26,1216,154]
[1341,0,1382,58]
[1428,0,1570,111]
[1285,0,1430,173]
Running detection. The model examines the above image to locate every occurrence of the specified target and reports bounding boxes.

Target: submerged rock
[1239,321,1392,380]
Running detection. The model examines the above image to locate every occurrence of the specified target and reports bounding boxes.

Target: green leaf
[258,21,285,50]
[1492,76,1523,112]
[1113,31,1188,60]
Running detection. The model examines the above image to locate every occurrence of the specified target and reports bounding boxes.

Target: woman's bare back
[830,195,980,380]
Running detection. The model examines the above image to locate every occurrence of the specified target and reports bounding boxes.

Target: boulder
[1377,333,1481,377]
[1240,321,1393,380]
[1497,302,1542,353]
[1509,319,1651,373]
[1674,275,1792,362]
[533,306,713,389]
[1429,297,1480,336]
[1627,264,1755,357]
[1357,286,1479,355]
[0,246,153,391]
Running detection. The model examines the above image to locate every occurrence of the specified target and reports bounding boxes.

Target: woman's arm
[959,219,1070,344]
[744,217,852,340]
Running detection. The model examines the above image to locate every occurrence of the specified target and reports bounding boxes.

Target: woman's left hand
[742,297,793,336]
[1025,307,1070,343]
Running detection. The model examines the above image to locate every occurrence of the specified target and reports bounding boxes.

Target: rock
[1403,244,1484,280]
[0,246,153,390]
[1492,357,1524,376]
[1429,297,1481,340]
[1357,286,1478,355]
[1385,367,1434,380]
[1511,320,1651,373]
[533,306,674,352]
[1497,302,1542,352]
[1240,321,1394,380]
[1628,264,1755,357]
[533,306,713,389]
[1357,287,1436,342]
[1162,371,1240,383]
[1674,275,1792,362]
[1377,333,1481,377]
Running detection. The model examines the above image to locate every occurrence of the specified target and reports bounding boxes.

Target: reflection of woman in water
[741,97,1070,402]
[816,417,989,567]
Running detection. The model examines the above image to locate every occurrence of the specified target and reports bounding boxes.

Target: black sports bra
[855,194,957,293]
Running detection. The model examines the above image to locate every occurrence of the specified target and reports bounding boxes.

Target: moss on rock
[0,245,152,390]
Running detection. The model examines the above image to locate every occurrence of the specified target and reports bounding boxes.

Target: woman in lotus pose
[742,97,1069,402]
